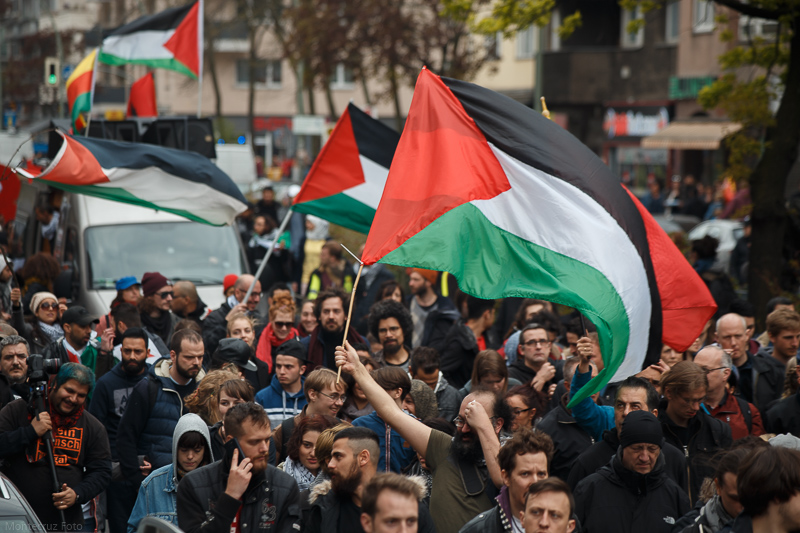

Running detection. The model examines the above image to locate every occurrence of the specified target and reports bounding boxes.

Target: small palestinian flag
[66,48,98,133]
[127,72,158,118]
[18,131,246,226]
[292,103,400,234]
[99,1,202,79]
[362,69,717,404]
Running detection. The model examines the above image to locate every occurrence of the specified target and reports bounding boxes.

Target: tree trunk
[306,84,316,115]
[748,20,800,326]
[206,26,222,120]
[325,83,337,120]
[388,65,402,132]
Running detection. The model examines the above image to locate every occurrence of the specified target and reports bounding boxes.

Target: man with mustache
[0,333,30,406]
[116,329,207,527]
[177,402,301,533]
[369,300,413,372]
[301,289,366,374]
[89,327,152,533]
[304,427,434,533]
[335,342,507,533]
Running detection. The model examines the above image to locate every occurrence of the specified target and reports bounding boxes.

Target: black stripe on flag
[104,2,193,37]
[347,103,400,170]
[442,76,663,366]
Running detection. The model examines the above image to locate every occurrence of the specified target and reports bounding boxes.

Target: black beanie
[619,410,664,449]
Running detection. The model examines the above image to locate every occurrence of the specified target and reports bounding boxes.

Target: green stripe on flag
[98,52,196,79]
[71,92,92,124]
[38,180,220,226]
[293,193,375,234]
[380,202,631,405]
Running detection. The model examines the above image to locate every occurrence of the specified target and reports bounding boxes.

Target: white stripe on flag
[471,144,651,381]
[102,30,176,60]
[341,155,389,210]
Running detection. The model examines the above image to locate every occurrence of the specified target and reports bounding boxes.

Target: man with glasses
[139,272,179,346]
[716,313,784,413]
[694,345,765,439]
[272,367,348,464]
[508,324,563,393]
[203,274,263,356]
[369,300,413,372]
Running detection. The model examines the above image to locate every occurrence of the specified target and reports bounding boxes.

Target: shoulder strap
[147,376,160,416]
[280,416,296,455]
[735,395,752,432]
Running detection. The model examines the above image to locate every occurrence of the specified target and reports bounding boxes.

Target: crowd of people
[1,220,800,533]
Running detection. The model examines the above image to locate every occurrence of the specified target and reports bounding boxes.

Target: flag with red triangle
[292,103,400,234]
[361,68,717,404]
[127,72,158,118]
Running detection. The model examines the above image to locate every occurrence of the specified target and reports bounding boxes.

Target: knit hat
[223,274,238,295]
[275,338,307,364]
[141,272,172,297]
[406,268,438,286]
[619,410,663,449]
[29,291,58,314]
[408,379,439,421]
[770,433,800,450]
[115,276,140,291]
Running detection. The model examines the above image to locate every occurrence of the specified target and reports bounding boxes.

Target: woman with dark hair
[96,276,142,336]
[190,376,255,461]
[505,384,546,431]
[298,299,317,337]
[375,279,405,304]
[282,414,338,490]
[18,252,60,313]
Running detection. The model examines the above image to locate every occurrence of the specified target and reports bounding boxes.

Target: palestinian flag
[66,48,98,133]
[362,69,717,404]
[127,72,158,117]
[16,130,246,226]
[99,1,202,79]
[292,103,400,234]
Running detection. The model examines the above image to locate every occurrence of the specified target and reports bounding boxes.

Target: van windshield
[85,222,244,289]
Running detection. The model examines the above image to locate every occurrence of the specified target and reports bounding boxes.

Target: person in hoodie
[459,428,553,533]
[88,327,152,533]
[409,346,461,422]
[127,413,214,532]
[573,411,690,533]
[256,338,308,428]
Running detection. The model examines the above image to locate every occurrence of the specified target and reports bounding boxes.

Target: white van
[16,178,248,315]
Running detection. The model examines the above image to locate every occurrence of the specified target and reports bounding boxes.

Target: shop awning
[641,121,742,150]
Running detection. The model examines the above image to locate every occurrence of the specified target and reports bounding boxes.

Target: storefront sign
[603,106,670,139]
[669,76,716,100]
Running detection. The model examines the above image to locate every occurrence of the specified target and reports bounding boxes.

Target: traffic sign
[62,64,74,80]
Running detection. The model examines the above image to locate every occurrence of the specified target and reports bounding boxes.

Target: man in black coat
[573,411,691,533]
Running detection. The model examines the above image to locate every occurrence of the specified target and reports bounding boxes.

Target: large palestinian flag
[99,1,202,79]
[16,131,246,226]
[292,103,400,234]
[66,48,98,133]
[362,69,717,404]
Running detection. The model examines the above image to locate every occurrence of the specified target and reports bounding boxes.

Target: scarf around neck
[38,321,64,343]
[283,456,316,491]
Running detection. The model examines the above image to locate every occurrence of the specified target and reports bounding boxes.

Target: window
[550,9,561,51]
[235,58,281,88]
[665,1,680,43]
[330,63,354,90]
[484,31,502,60]
[693,0,715,33]
[621,8,644,48]
[517,26,537,59]
[739,15,778,42]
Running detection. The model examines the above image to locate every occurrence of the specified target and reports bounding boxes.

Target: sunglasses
[273,321,294,329]
[156,291,174,298]
[38,302,58,311]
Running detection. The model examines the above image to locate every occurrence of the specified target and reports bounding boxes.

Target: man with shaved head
[715,313,784,413]
[203,274,263,355]
[694,344,765,439]
[171,280,211,327]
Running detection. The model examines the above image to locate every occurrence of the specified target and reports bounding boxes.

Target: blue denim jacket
[127,464,178,533]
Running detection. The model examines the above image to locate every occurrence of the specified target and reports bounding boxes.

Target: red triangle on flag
[362,68,511,265]
[164,1,200,77]
[293,108,365,204]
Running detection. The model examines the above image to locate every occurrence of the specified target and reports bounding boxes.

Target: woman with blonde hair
[254,293,299,371]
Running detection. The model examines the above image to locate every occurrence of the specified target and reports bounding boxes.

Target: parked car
[688,219,745,274]
[0,472,45,531]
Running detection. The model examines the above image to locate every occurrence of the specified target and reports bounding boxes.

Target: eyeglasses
[512,408,532,417]
[156,291,174,299]
[38,302,57,310]
[522,339,550,347]
[273,321,293,329]
[452,415,498,429]
[702,367,726,375]
[318,391,346,403]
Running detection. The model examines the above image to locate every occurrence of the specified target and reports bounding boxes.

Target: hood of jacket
[269,373,305,398]
[308,475,428,506]
[172,413,214,482]
[151,356,206,382]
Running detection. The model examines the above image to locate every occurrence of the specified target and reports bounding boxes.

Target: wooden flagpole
[336,246,364,384]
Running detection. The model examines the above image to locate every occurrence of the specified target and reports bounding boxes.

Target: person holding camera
[0,362,111,530]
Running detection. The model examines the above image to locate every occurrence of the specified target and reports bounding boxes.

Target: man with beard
[89,327,152,533]
[177,402,301,533]
[301,289,366,373]
[116,329,206,524]
[335,342,507,533]
[304,427,434,533]
[407,268,458,349]
[0,334,30,405]
[369,300,413,372]
[42,306,115,376]
[110,302,168,365]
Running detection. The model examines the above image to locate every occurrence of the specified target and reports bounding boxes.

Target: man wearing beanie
[407,267,458,349]
[139,272,179,346]
[573,410,690,532]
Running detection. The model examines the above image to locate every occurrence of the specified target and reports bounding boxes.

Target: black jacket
[765,391,800,436]
[567,429,687,493]
[507,359,564,389]
[658,401,733,503]
[573,453,690,533]
[536,398,595,482]
[745,348,788,412]
[419,296,460,351]
[11,304,50,355]
[439,320,500,389]
[177,460,301,533]
[202,303,233,358]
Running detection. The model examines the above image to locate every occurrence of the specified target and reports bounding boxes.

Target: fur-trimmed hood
[308,475,429,505]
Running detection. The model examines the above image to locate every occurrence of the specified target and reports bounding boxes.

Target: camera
[26,354,61,383]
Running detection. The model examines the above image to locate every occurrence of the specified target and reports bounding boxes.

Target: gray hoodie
[172,413,215,482]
